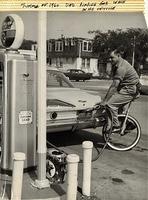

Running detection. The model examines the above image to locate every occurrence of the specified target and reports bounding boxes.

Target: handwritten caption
[20,0,127,11]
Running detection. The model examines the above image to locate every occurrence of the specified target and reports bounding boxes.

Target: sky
[0,11,147,42]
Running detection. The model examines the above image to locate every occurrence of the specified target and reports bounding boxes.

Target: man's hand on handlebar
[94,101,107,108]
[100,101,107,106]
[93,101,107,111]
[86,101,107,112]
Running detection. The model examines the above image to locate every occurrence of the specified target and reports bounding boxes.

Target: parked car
[140,74,148,95]
[64,69,92,82]
[0,67,101,136]
[46,68,101,133]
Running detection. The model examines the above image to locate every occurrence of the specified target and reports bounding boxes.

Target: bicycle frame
[120,101,132,135]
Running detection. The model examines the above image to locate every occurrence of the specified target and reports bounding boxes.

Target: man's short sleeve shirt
[113,59,139,94]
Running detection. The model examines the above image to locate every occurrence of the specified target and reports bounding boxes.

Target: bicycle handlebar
[86,102,105,112]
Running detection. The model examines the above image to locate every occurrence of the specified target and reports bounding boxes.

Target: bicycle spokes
[103,114,141,151]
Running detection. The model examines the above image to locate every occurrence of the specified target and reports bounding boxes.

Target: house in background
[45,37,100,76]
[31,37,112,77]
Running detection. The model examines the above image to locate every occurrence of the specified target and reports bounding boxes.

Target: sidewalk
[0,170,100,200]
[0,168,100,200]
[0,170,65,200]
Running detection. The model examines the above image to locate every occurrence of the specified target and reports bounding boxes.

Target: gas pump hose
[46,105,113,164]
[46,139,104,163]
[46,131,112,164]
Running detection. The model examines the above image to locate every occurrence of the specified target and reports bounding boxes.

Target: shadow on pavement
[46,129,105,148]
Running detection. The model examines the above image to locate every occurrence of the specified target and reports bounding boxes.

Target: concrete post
[66,154,79,200]
[35,11,50,189]
[11,152,25,200]
[82,141,93,197]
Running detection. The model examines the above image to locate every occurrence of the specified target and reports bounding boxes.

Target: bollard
[11,152,26,200]
[66,154,79,200]
[82,141,93,197]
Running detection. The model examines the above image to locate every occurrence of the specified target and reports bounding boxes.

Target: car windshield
[47,69,74,88]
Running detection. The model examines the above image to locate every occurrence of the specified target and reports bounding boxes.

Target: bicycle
[92,95,141,151]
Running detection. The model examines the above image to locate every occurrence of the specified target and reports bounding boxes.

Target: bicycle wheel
[103,114,141,151]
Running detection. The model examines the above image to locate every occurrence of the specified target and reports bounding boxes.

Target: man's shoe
[112,126,121,133]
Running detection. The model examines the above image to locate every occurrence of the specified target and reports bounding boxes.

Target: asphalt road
[47,79,148,200]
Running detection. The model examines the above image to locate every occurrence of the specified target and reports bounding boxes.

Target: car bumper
[46,117,102,133]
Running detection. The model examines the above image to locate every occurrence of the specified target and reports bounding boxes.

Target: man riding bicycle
[102,48,140,133]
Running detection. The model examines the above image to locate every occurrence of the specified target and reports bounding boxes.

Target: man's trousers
[106,92,133,127]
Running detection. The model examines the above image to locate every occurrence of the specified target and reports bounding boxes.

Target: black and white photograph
[0,7,148,200]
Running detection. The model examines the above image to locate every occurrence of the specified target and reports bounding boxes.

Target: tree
[90,28,148,68]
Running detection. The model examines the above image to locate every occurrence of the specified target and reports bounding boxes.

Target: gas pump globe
[0,14,37,172]
[1,14,24,49]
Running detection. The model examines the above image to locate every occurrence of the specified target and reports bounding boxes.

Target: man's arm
[103,79,120,103]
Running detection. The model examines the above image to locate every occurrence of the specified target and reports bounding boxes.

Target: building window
[70,39,75,46]
[48,42,52,52]
[88,42,92,52]
[83,42,87,51]
[65,39,69,46]
[31,44,37,51]
[82,41,92,52]
[55,41,63,52]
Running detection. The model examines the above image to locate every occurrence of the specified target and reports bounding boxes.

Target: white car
[140,75,148,95]
[46,68,101,132]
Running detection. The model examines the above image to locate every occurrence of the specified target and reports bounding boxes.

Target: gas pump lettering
[19,111,33,124]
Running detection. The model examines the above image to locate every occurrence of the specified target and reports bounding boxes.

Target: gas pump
[0,14,67,184]
[0,14,37,172]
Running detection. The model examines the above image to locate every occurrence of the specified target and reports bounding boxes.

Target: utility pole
[77,40,82,69]
[132,35,136,67]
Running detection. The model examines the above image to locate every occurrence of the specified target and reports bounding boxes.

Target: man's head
[109,49,122,66]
